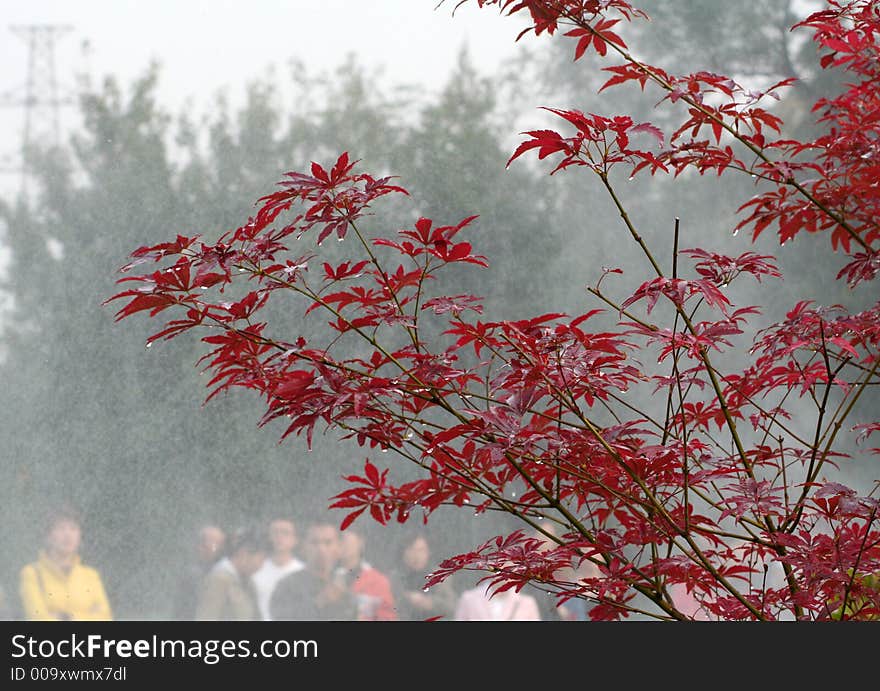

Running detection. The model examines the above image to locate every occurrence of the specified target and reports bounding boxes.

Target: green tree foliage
[0,55,551,617]
[392,49,554,317]
[4,1,871,618]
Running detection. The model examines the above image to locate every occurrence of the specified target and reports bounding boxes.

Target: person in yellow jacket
[19,506,112,621]
[830,571,879,621]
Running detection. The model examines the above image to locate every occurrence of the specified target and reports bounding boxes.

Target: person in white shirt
[251,517,304,620]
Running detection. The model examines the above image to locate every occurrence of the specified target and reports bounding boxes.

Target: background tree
[0,51,552,617]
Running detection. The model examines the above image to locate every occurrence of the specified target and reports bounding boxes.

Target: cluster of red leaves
[737,2,880,259]
[109,0,880,620]
[508,109,665,175]
[478,0,879,266]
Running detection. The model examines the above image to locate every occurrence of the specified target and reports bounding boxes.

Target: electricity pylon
[0,24,74,198]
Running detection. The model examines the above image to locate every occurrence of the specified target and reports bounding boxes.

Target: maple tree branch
[558,9,874,252]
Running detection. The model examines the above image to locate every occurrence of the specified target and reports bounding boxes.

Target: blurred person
[170,523,226,620]
[830,571,880,621]
[389,531,458,621]
[454,577,542,621]
[664,536,766,621]
[526,525,566,621]
[269,521,357,620]
[252,517,305,620]
[668,583,715,621]
[527,524,600,621]
[553,556,602,621]
[19,505,112,621]
[337,528,397,621]
[195,526,267,621]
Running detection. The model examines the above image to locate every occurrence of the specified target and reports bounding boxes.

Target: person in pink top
[454,580,542,621]
[338,528,397,621]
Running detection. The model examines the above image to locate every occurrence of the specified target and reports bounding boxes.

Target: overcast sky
[0,1,530,177]
[0,1,537,283]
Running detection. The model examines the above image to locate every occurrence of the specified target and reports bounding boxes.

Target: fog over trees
[1,0,875,619]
